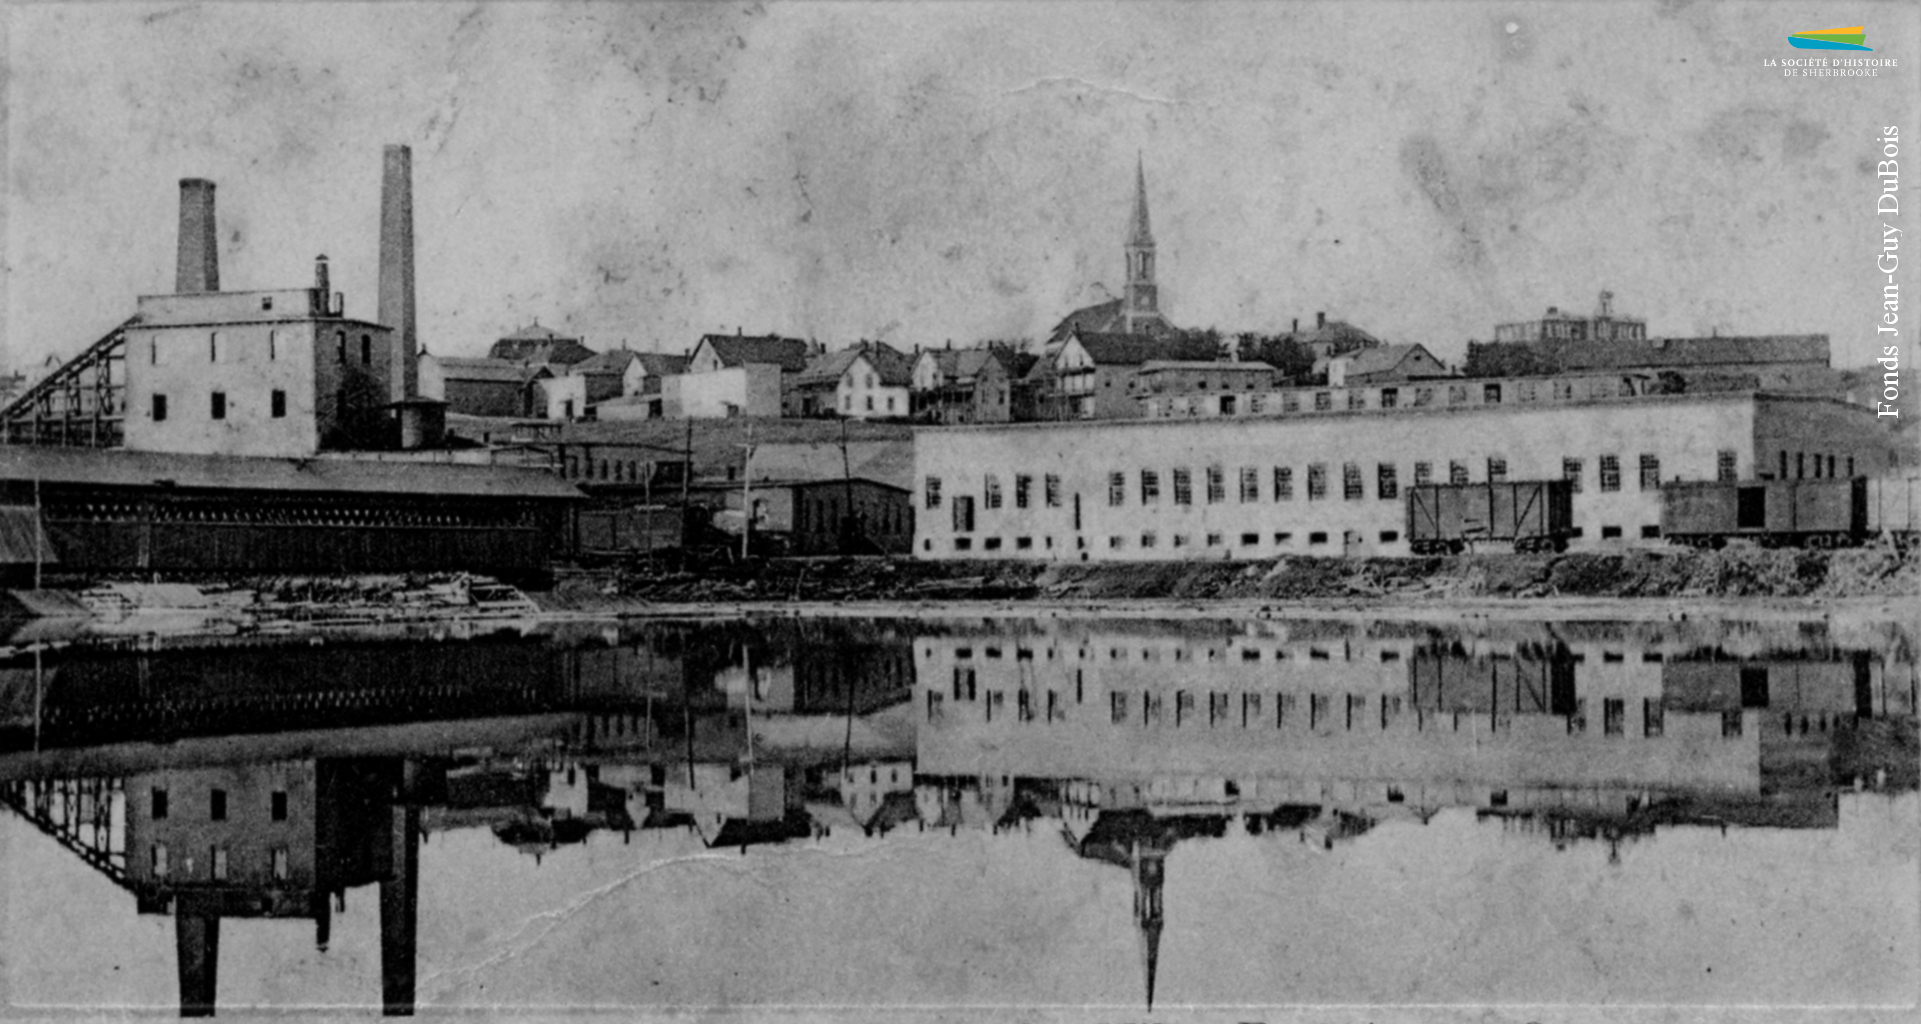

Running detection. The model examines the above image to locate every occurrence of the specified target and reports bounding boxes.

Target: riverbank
[548,544,1920,607]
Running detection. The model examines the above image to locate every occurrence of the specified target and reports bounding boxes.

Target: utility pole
[739,422,755,561]
[839,416,856,554]
[681,418,693,554]
[32,476,43,590]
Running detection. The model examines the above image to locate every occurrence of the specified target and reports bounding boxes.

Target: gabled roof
[1281,318,1382,350]
[696,334,812,372]
[633,352,690,377]
[1049,298,1123,344]
[919,346,1031,385]
[1335,342,1441,377]
[571,350,642,375]
[797,342,913,387]
[434,357,554,385]
[1071,331,1220,368]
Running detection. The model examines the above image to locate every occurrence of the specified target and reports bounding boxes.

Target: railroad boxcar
[1660,477,1866,548]
[1866,473,1920,550]
[572,503,684,559]
[1405,480,1574,555]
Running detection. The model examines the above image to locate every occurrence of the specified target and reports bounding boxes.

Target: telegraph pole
[839,417,856,553]
[33,476,43,590]
[739,422,755,561]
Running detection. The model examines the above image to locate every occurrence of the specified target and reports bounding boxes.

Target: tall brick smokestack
[378,145,417,402]
[175,179,219,294]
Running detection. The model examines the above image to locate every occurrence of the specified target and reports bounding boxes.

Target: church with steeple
[1046,156,1178,348]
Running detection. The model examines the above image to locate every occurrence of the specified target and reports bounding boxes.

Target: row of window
[933,685,1718,739]
[1178,378,1640,416]
[150,390,287,422]
[148,330,374,366]
[149,842,292,881]
[842,392,900,413]
[1774,451,1855,481]
[938,645,1656,665]
[945,644,1403,664]
[565,457,649,482]
[927,450,1710,515]
[150,786,288,822]
[942,523,1656,551]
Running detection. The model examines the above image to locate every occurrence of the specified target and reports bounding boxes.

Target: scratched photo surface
[3,1,1918,1021]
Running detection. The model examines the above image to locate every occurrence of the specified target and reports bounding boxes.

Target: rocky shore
[545,545,1920,608]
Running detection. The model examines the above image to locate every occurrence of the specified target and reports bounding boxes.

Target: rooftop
[696,334,812,373]
[1070,331,1220,368]
[0,446,584,500]
[798,342,914,387]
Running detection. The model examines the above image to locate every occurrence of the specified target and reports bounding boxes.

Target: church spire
[1127,152,1154,247]
[1122,154,1161,334]
[1121,151,1152,247]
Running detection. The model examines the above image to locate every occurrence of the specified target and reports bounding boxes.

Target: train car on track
[1406,480,1574,555]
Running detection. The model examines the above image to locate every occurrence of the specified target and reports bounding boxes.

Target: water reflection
[1,614,1914,1014]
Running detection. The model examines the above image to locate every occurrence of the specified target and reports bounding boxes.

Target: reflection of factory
[911,622,1916,830]
[3,635,612,752]
[3,757,424,1017]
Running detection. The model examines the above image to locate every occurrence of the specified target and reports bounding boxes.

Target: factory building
[120,179,398,457]
[913,391,1894,560]
[44,148,436,460]
[124,247,396,457]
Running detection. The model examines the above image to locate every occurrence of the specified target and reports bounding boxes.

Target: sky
[4,1,1918,372]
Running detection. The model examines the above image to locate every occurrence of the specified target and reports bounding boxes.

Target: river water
[2,611,1915,1016]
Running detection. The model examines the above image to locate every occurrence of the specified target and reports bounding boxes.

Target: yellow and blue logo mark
[1789,26,1871,51]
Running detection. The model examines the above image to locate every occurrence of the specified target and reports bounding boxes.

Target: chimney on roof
[737,326,743,337]
[175,178,219,294]
[378,144,418,403]
[313,255,331,315]
[1292,318,1299,334]
[1316,312,1326,330]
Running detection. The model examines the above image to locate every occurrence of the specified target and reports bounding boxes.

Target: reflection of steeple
[1074,810,1216,1012]
[1131,839,1165,1013]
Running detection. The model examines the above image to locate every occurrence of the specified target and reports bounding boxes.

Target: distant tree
[1171,326,1227,358]
[1236,332,1316,381]
[1654,370,1689,395]
[1464,341,1553,378]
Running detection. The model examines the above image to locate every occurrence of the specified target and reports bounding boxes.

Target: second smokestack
[175,179,219,294]
[378,145,417,402]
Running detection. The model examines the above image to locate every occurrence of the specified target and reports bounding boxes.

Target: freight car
[1660,477,1866,548]
[571,503,684,560]
[1405,480,1574,555]
[1867,473,1921,551]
